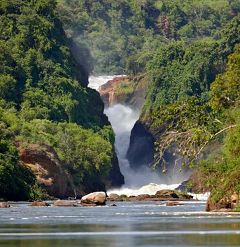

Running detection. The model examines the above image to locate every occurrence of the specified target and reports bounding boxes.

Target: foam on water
[108,183,180,196]
[189,192,210,201]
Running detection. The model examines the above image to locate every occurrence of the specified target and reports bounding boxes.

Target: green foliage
[115,81,136,99]
[199,123,240,203]
[211,45,240,110]
[190,46,240,204]
[0,0,107,128]
[29,184,51,201]
[58,0,238,74]
[0,0,115,200]
[0,108,35,201]
[143,39,218,115]
[19,119,113,188]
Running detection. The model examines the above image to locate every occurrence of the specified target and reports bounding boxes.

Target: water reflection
[1,234,240,247]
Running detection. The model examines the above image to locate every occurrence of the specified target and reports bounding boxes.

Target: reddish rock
[231,193,239,208]
[30,201,50,207]
[99,75,147,108]
[0,202,10,208]
[99,76,128,107]
[17,142,76,199]
[129,194,152,201]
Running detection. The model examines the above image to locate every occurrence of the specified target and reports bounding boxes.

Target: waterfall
[88,76,181,195]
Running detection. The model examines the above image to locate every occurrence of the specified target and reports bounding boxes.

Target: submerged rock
[81,192,106,206]
[166,201,184,207]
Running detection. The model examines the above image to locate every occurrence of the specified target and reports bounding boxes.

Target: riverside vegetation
[0,0,240,210]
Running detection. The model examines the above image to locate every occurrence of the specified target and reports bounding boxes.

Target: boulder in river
[81,192,106,206]
[108,193,122,201]
[0,202,10,208]
[155,190,193,200]
[206,192,239,212]
[129,194,152,201]
[30,201,50,207]
[155,190,179,199]
[54,200,78,207]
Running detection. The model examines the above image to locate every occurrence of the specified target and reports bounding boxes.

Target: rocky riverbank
[108,189,193,202]
[1,189,239,212]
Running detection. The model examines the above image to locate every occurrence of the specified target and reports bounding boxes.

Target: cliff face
[107,152,125,188]
[18,143,75,199]
[127,121,155,169]
[99,75,148,109]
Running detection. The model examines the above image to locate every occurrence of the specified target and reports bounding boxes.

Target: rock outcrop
[18,142,75,199]
[107,190,193,202]
[127,121,155,169]
[17,142,124,199]
[99,76,126,107]
[81,192,107,206]
[107,152,125,188]
[30,201,50,207]
[54,200,78,207]
[206,193,239,212]
[99,75,147,109]
[155,190,179,199]
[0,202,10,208]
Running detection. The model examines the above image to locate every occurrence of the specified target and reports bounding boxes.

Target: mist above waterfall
[105,104,164,187]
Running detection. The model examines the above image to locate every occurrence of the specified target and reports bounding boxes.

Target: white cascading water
[89,76,208,199]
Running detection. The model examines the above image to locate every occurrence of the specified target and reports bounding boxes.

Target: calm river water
[0,201,240,247]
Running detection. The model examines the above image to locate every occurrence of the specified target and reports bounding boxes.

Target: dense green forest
[0,0,120,200]
[58,0,239,74]
[0,0,240,207]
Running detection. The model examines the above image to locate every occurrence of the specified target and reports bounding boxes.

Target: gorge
[89,76,191,195]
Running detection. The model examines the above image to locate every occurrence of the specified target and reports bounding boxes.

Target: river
[1,201,240,246]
